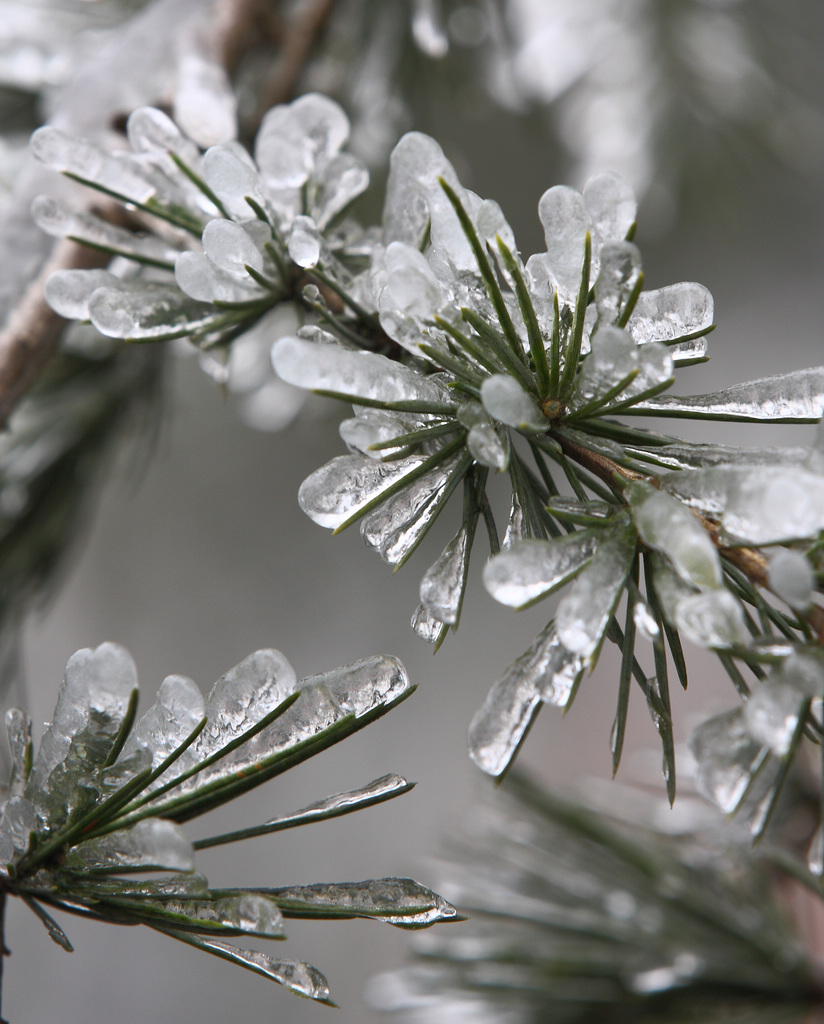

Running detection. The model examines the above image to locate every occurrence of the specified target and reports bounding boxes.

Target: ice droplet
[411,603,445,643]
[202,218,267,277]
[339,410,413,458]
[583,172,636,251]
[653,564,748,649]
[201,142,266,216]
[175,251,262,304]
[192,941,331,1002]
[480,374,548,432]
[419,525,471,624]
[66,818,195,872]
[538,185,590,303]
[555,527,636,660]
[381,241,445,318]
[315,152,370,228]
[688,708,766,813]
[0,796,35,862]
[628,483,721,590]
[412,0,449,57]
[635,367,824,422]
[469,622,584,776]
[45,269,133,320]
[626,282,713,356]
[768,549,814,609]
[467,422,508,469]
[288,215,321,268]
[633,599,661,642]
[173,50,237,149]
[483,534,596,609]
[126,106,201,166]
[568,326,638,411]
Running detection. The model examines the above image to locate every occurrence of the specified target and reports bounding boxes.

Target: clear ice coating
[31,194,177,265]
[27,642,138,824]
[554,527,636,660]
[360,454,462,565]
[468,622,584,776]
[288,215,322,268]
[480,374,548,432]
[482,534,597,609]
[652,560,748,649]
[635,367,824,422]
[298,452,431,529]
[628,483,721,590]
[338,410,415,459]
[688,708,767,813]
[663,464,824,544]
[743,677,805,757]
[594,241,642,327]
[466,422,508,470]
[119,673,206,774]
[192,941,331,1002]
[65,818,195,873]
[191,649,297,762]
[151,894,284,938]
[0,796,36,865]
[767,549,814,609]
[89,285,216,340]
[261,774,411,830]
[419,525,471,625]
[272,335,451,407]
[5,707,32,798]
[270,877,458,926]
[537,184,589,303]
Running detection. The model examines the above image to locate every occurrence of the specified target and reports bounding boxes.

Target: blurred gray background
[3,1,824,1020]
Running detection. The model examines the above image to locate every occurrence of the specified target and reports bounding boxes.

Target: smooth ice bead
[126,106,201,165]
[173,51,237,148]
[288,216,321,268]
[201,142,266,213]
[767,549,814,608]
[483,534,597,609]
[411,603,444,642]
[125,674,205,771]
[629,484,721,590]
[538,185,590,302]
[467,423,508,469]
[675,589,749,649]
[255,93,349,189]
[303,655,411,718]
[44,269,121,320]
[569,326,637,410]
[90,285,215,339]
[202,218,266,276]
[583,172,636,250]
[195,942,330,1002]
[481,374,547,432]
[176,251,261,303]
[338,411,411,458]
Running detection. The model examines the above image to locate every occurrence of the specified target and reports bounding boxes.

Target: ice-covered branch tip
[0,642,456,1006]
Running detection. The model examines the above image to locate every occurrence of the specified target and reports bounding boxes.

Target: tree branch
[0,236,108,429]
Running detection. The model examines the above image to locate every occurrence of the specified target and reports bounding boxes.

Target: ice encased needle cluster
[0,642,456,1004]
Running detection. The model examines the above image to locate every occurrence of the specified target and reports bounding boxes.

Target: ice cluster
[0,641,455,1002]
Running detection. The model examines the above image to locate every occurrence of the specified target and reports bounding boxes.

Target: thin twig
[0,236,108,429]
[256,0,342,114]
